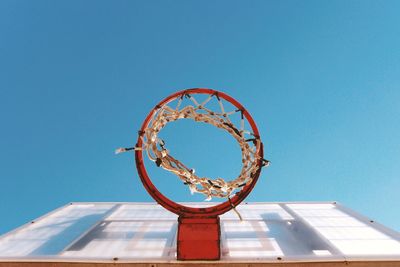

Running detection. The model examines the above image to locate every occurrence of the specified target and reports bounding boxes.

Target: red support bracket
[177,216,221,260]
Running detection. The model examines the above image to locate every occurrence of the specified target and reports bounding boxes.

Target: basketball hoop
[117,88,268,260]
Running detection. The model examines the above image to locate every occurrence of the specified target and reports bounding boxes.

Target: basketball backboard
[0,202,399,266]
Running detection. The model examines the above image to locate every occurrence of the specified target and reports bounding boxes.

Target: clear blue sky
[1,0,400,234]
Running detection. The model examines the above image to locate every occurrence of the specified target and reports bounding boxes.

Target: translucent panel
[289,207,347,218]
[287,203,400,256]
[287,204,336,210]
[221,219,334,258]
[224,238,283,258]
[106,204,177,221]
[0,202,399,262]
[0,204,115,256]
[62,220,177,259]
[313,250,332,256]
[305,216,366,227]
[221,204,294,221]
[223,221,269,233]
[317,226,389,240]
[331,239,400,255]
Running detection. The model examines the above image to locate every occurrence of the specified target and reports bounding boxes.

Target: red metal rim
[135,88,264,217]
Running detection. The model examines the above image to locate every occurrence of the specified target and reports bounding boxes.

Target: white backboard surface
[0,202,399,263]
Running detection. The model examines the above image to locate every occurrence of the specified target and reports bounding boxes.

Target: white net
[119,92,268,201]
